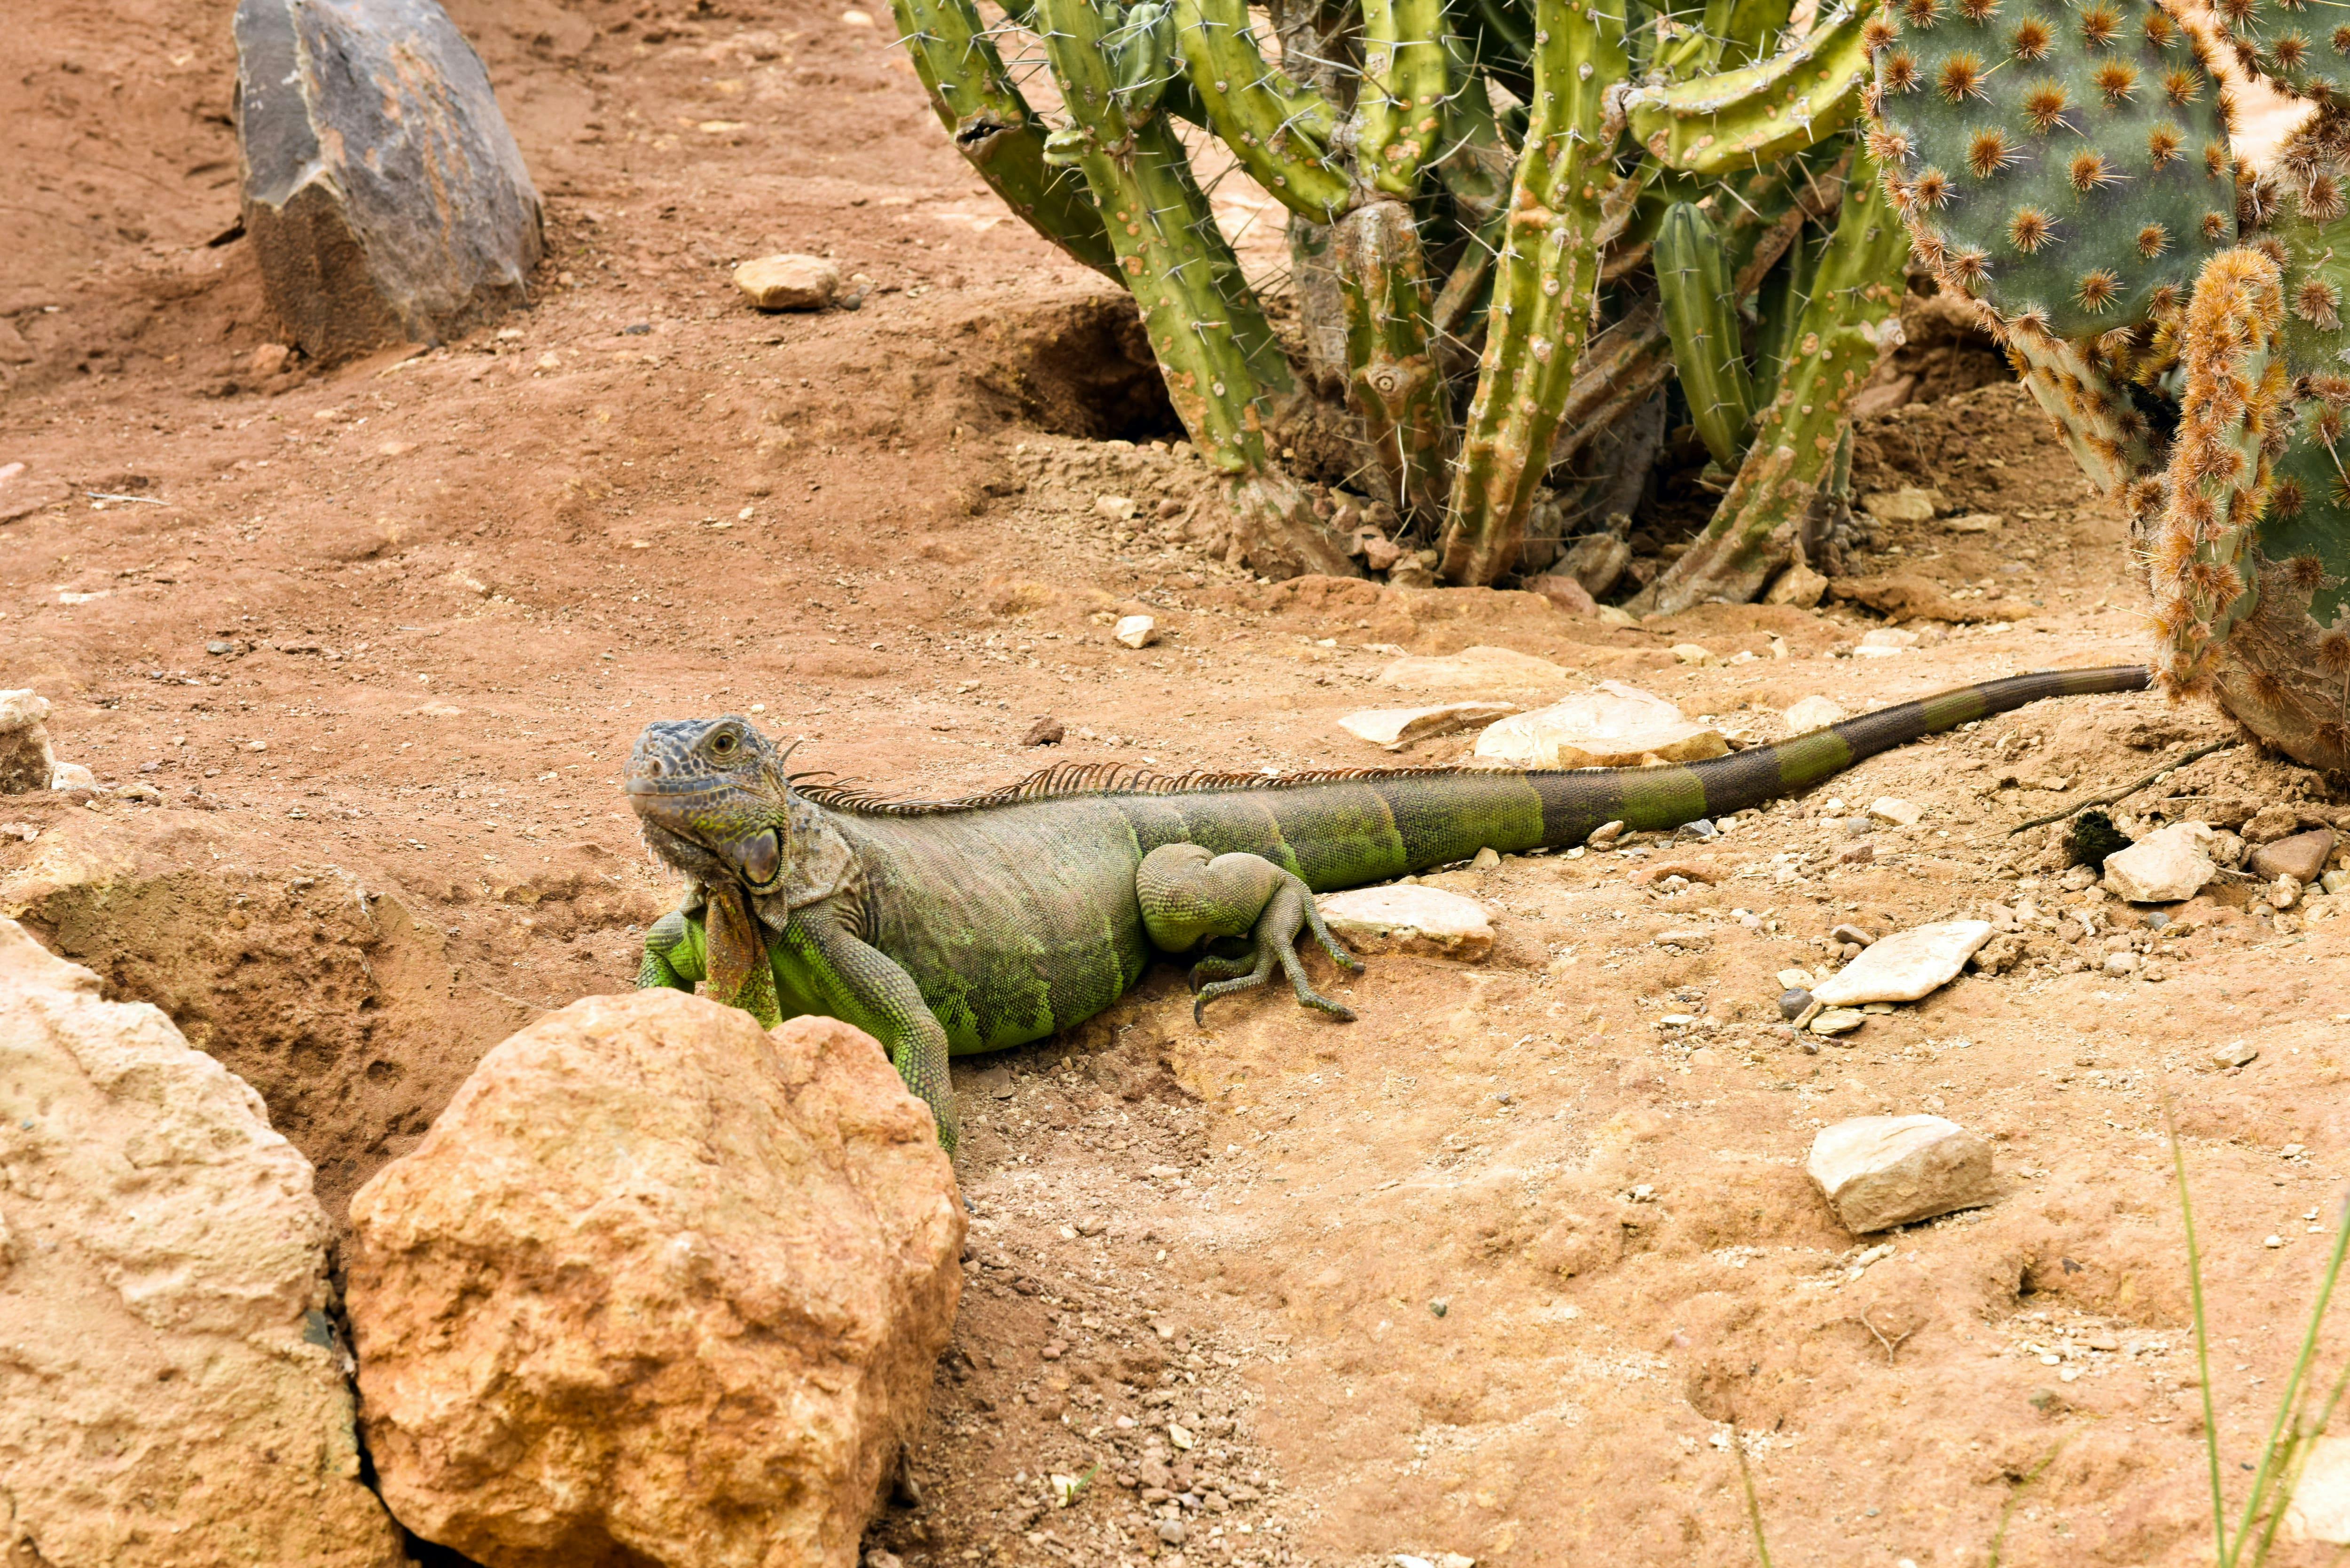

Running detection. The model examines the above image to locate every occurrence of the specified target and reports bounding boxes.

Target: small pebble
[1429,1297,1449,1318]
[1839,842,1875,864]
[1779,989,1813,1021]
[1810,1008,1865,1036]
[2103,951,2139,975]
[1830,922,1876,947]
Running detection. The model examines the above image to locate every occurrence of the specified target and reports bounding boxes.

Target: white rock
[1670,643,1715,665]
[1473,681,1728,769]
[0,919,407,1567]
[0,689,49,730]
[2213,1038,2258,1069]
[1810,920,1993,1006]
[1095,494,1138,522]
[732,252,840,311]
[1810,1008,1865,1036]
[1114,615,1158,649]
[1784,695,1848,733]
[1807,1115,1997,1233]
[1860,627,1922,650]
[1861,487,1942,524]
[0,689,55,795]
[2287,1437,2350,1545]
[1317,885,1493,960]
[1377,645,1570,693]
[1943,512,2005,533]
[1764,563,1828,609]
[1868,796,1923,827]
[2102,820,2217,904]
[48,761,95,791]
[2104,951,2139,975]
[1338,702,1517,749]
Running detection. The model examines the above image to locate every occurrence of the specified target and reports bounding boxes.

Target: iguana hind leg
[1136,844,1362,1026]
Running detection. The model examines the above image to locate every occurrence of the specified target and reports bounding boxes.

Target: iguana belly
[831,803,1152,1053]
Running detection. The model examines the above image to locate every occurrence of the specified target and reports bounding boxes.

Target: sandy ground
[5,2,2350,1566]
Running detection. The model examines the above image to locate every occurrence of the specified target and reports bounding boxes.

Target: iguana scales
[627,664,2147,1149]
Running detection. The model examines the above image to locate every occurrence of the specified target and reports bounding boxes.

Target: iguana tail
[1092,665,2150,889]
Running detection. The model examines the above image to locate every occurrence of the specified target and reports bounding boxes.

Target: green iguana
[627,664,2147,1149]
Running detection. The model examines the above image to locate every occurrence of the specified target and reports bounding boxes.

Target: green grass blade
[2241,1190,2350,1565]
[1730,1429,1771,1568]
[2168,1113,2230,1564]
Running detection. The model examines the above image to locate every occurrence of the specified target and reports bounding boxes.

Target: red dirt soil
[6,3,2350,1566]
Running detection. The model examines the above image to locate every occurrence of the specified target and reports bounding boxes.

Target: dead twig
[1859,1312,1917,1366]
[2006,740,2236,836]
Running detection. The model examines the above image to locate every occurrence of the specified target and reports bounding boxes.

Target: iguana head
[624,716,794,895]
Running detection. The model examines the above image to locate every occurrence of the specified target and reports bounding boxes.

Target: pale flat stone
[1670,643,1715,665]
[1810,1007,1865,1036]
[2288,1436,2350,1543]
[1377,645,1570,693]
[1810,920,1992,1006]
[1943,512,2004,533]
[1860,627,1921,650]
[733,252,840,311]
[1317,885,1493,960]
[0,919,407,1568]
[1114,615,1158,649]
[2102,821,2217,904]
[2213,1038,2259,1069]
[1869,796,1923,827]
[1095,494,1138,522]
[1807,1115,1997,1233]
[1473,681,1727,770]
[1338,702,1517,750]
[1784,694,1847,732]
[1861,487,1942,524]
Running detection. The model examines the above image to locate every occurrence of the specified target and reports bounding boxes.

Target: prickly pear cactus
[2212,0,2350,107]
[1868,0,2238,340]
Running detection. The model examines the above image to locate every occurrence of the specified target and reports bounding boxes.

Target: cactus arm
[1033,0,1290,474]
[886,0,1120,278]
[1357,0,1452,198]
[2004,330,2162,499]
[1656,201,1757,468]
[1333,203,1452,519]
[1625,0,1868,176]
[1457,0,1537,101]
[2146,250,2287,695]
[1168,0,1353,222]
[1629,158,1909,614]
[1433,27,1516,226]
[1437,0,1634,585]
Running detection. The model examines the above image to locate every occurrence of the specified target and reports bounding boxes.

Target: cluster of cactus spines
[1331,203,1449,519]
[2146,247,2288,695]
[1867,0,2239,347]
[2003,326,2161,495]
[2212,0,2350,108]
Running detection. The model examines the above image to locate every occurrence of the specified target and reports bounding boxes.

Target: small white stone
[2272,874,2302,911]
[1942,512,2005,533]
[1807,1115,1996,1233]
[1783,695,1848,733]
[1469,847,1501,871]
[731,253,840,311]
[1670,643,1714,665]
[1810,921,1993,1006]
[0,690,50,732]
[1317,885,1494,960]
[2212,1038,2258,1069]
[1868,796,1922,827]
[1377,645,1571,693]
[1095,494,1138,522]
[47,761,95,790]
[1113,615,1158,650]
[1859,627,1922,650]
[2102,821,2217,904]
[2103,951,2139,975]
[1810,1008,1865,1036]
[1337,702,1516,749]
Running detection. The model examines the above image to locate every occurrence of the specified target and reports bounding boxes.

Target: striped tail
[1115,665,2151,889]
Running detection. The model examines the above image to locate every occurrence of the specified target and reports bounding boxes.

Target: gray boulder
[234,0,542,363]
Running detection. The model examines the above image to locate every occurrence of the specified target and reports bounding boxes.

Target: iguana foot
[1140,844,1360,1026]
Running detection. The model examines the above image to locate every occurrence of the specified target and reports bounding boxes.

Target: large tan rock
[1807,1115,1997,1233]
[349,992,964,1568]
[1473,681,1728,769]
[0,918,406,1568]
[1317,884,1495,960]
[2102,820,2218,904]
[1376,645,1571,694]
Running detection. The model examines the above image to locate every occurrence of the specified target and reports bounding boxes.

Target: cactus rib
[885,0,1120,277]
[1356,0,1451,197]
[1628,2,1871,177]
[1438,0,1635,585]
[1333,203,1452,519]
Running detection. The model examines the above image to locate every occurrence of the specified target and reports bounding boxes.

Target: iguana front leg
[782,899,961,1152]
[638,889,781,1026]
[1136,843,1363,1025]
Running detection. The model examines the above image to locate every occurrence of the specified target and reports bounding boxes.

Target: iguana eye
[712,732,737,755]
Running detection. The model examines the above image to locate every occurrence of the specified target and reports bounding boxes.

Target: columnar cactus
[889,0,1909,589]
[1870,0,2350,769]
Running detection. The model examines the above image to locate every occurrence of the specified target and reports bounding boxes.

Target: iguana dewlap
[625,665,2146,1149]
